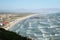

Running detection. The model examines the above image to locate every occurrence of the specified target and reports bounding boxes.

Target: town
[0,12,33,28]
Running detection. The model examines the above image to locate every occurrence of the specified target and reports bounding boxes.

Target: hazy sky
[0,0,60,10]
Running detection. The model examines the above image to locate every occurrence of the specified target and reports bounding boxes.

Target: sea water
[8,13,60,40]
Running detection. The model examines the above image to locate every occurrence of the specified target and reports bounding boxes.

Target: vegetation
[49,36,52,40]
[0,28,32,40]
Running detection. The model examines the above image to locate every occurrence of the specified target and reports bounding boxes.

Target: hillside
[0,28,31,40]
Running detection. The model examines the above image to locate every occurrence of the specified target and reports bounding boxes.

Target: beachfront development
[0,12,33,28]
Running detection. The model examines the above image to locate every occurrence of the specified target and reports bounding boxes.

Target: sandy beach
[3,14,38,30]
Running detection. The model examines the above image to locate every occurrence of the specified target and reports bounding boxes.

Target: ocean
[8,13,60,40]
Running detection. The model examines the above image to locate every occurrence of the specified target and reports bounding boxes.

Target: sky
[0,0,60,12]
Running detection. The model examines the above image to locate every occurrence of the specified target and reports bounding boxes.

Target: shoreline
[3,14,38,30]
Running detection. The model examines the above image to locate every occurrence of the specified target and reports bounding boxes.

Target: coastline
[3,14,38,30]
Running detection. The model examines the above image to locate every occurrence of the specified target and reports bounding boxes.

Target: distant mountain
[0,8,60,13]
